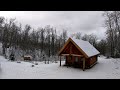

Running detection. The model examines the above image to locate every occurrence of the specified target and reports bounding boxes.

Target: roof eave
[88,53,100,58]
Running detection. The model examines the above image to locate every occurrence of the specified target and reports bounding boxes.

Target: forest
[0,11,120,62]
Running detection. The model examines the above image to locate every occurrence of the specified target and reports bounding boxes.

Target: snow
[0,55,120,79]
[71,38,100,57]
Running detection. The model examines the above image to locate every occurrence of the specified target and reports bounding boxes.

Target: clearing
[0,55,120,79]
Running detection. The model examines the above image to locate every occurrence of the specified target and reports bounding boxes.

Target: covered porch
[59,54,86,71]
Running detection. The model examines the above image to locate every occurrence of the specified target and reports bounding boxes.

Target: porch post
[60,56,61,66]
[96,55,98,61]
[83,58,85,71]
[65,56,67,65]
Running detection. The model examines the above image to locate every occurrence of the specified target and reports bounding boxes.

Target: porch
[59,54,86,71]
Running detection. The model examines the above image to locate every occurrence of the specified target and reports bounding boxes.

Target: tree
[45,25,51,57]
[62,29,68,44]
[103,11,120,58]
[81,33,98,47]
[40,28,45,54]
[81,34,89,41]
[0,17,5,42]
[51,28,55,56]
[0,16,71,61]
[75,32,81,39]
[88,34,98,47]
[97,39,107,56]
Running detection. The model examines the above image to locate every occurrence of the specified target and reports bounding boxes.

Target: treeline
[72,11,120,58]
[71,32,98,51]
[102,11,120,58]
[71,32,109,57]
[1,11,120,59]
[0,17,67,59]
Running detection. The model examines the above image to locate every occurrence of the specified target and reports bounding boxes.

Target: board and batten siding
[89,56,97,67]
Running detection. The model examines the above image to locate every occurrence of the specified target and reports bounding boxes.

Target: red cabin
[23,55,32,61]
[58,38,100,71]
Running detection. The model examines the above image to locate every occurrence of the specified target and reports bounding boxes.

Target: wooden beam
[61,54,83,57]
[65,56,67,65]
[83,58,85,71]
[61,54,70,56]
[60,56,61,66]
[71,54,83,57]
[70,44,72,55]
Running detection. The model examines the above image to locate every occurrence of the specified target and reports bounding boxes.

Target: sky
[0,11,106,40]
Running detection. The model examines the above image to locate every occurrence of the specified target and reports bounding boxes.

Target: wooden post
[60,56,61,66]
[83,58,85,71]
[65,56,67,65]
[70,45,72,55]
[96,56,98,61]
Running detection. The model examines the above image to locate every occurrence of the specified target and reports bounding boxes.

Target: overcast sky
[0,11,106,40]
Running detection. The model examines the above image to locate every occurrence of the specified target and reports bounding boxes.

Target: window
[75,57,78,62]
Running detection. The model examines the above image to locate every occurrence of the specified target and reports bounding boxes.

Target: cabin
[23,55,32,61]
[58,38,100,71]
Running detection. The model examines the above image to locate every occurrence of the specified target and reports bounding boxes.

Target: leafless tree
[103,11,120,57]
[75,32,82,39]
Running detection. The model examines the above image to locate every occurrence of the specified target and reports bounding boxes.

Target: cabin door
[68,55,73,65]
[74,57,80,67]
[65,56,72,65]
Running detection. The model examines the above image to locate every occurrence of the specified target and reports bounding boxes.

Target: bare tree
[97,39,107,56]
[0,16,71,61]
[75,32,81,39]
[62,29,68,45]
[103,11,120,58]
[0,17,5,42]
[45,26,51,57]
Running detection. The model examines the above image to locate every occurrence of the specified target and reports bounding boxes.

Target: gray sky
[0,11,106,40]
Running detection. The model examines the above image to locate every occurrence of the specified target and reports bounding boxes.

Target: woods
[72,11,120,58]
[0,11,120,60]
[0,17,67,61]
[103,11,120,58]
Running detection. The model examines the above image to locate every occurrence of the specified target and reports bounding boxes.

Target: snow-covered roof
[71,38,100,57]
[24,55,32,58]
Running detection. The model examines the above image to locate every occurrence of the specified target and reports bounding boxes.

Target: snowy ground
[0,55,120,79]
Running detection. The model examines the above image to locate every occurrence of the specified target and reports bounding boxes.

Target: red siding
[85,58,90,68]
[61,41,97,68]
[89,56,97,66]
[61,41,83,55]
